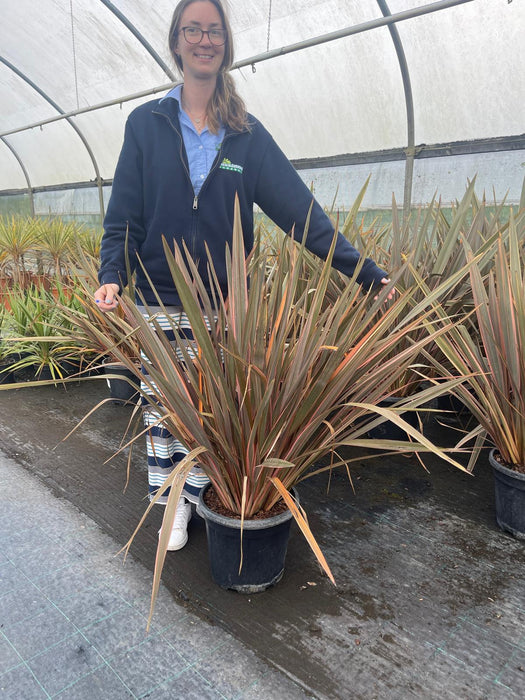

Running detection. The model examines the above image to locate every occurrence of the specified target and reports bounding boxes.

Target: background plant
[328,181,525,397]
[0,215,102,286]
[35,218,78,277]
[4,281,88,379]
[430,212,525,471]
[0,215,38,285]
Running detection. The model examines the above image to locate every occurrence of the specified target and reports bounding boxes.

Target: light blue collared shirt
[161,84,225,195]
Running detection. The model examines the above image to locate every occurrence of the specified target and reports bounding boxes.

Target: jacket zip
[154,110,200,256]
[193,132,234,209]
[154,107,235,255]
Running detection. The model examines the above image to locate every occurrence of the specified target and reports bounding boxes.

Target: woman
[95,0,392,550]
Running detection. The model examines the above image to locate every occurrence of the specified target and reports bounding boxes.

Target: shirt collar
[160,83,183,105]
[157,83,232,137]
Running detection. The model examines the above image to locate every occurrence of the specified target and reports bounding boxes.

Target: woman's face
[174,1,226,81]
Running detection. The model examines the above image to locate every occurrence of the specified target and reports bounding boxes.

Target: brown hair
[168,0,248,133]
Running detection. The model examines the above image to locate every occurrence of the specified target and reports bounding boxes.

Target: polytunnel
[3,4,525,699]
[0,0,524,225]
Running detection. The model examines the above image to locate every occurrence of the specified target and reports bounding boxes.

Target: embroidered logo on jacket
[219,158,243,174]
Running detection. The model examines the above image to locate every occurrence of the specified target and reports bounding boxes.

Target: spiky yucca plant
[0,216,38,285]
[35,218,80,277]
[3,281,86,380]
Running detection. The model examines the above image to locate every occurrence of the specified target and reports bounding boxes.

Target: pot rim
[196,483,297,530]
[489,448,525,481]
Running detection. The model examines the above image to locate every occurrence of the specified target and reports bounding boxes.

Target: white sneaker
[159,497,192,551]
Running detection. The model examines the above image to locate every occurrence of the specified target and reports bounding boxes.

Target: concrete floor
[1,380,524,699]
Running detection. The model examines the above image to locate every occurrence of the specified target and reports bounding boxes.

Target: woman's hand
[94,283,120,312]
[375,278,396,302]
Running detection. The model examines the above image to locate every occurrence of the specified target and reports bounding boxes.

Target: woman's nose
[198,30,212,46]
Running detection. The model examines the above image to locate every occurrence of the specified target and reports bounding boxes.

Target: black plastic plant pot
[437,392,467,415]
[490,449,525,539]
[367,396,420,441]
[0,361,15,385]
[103,363,140,405]
[30,361,82,383]
[196,485,297,593]
[436,391,473,426]
[59,358,82,377]
[35,366,55,382]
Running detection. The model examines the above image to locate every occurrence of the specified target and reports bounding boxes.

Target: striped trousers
[139,305,210,505]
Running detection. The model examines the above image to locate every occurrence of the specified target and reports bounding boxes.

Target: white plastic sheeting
[0,0,523,198]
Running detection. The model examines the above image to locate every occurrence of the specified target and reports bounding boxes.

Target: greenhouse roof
[0,0,523,198]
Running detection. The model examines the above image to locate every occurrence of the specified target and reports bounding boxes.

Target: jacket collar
[152,94,182,121]
[152,88,252,137]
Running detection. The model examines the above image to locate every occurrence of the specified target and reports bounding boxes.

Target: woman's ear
[172,32,180,56]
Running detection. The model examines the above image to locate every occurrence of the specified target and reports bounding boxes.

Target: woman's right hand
[94,283,120,312]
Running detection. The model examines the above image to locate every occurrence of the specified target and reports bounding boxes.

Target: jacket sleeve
[98,116,146,289]
[253,134,387,289]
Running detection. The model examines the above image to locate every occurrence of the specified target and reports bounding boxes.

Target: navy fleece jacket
[99,98,387,305]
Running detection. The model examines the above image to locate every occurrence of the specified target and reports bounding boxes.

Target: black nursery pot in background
[367,396,421,441]
[0,360,15,385]
[197,485,297,593]
[103,362,140,405]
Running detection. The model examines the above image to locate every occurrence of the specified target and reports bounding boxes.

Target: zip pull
[192,195,198,211]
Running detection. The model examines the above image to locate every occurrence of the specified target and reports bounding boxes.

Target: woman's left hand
[375,278,396,301]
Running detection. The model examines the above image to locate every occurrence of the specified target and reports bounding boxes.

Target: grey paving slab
[0,447,315,700]
[32,559,113,602]
[465,596,525,647]
[0,580,49,628]
[160,614,233,665]
[52,585,130,631]
[141,668,225,699]
[9,544,84,583]
[2,604,79,661]
[0,636,22,675]
[437,618,523,680]
[0,560,23,597]
[80,604,160,660]
[193,637,278,699]
[26,633,105,697]
[0,524,54,561]
[0,663,49,700]
[52,663,134,699]
[105,633,189,698]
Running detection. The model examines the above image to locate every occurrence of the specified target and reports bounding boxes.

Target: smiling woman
[93,0,392,554]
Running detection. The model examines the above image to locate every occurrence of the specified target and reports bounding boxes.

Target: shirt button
[199,145,203,150]
[200,174,204,179]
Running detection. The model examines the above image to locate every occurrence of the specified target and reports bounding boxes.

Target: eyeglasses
[180,27,227,46]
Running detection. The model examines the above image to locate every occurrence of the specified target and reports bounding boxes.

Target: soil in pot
[197,484,296,593]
